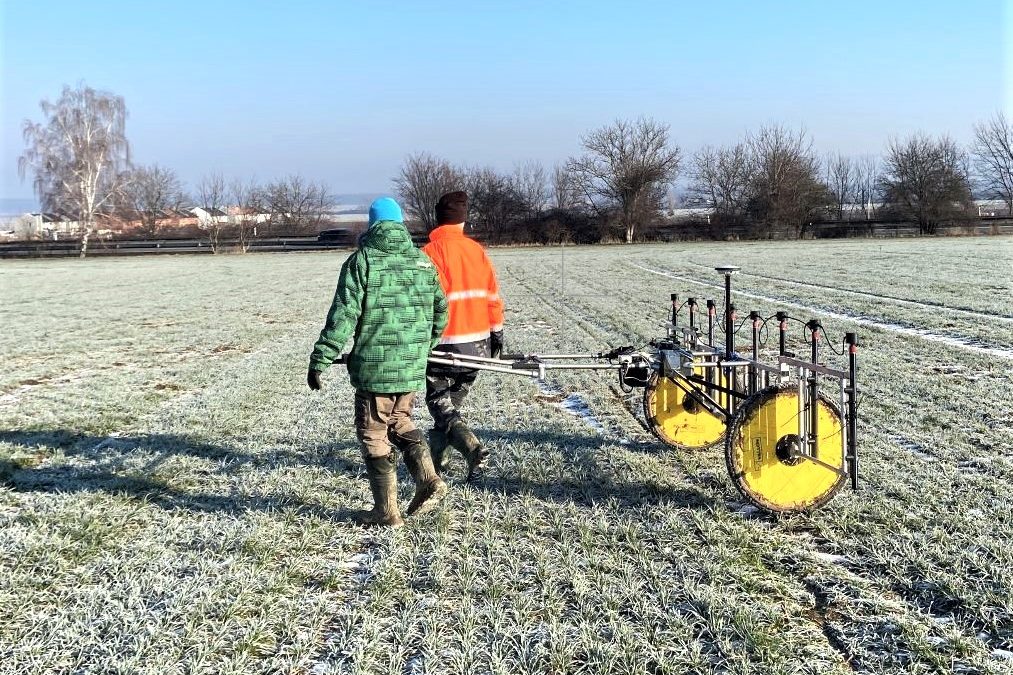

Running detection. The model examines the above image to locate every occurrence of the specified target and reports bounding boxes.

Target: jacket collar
[428,223,466,242]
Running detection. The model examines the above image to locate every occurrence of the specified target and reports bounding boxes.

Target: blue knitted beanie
[368,197,404,227]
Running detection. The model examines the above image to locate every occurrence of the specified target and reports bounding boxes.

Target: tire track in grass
[631,262,1013,361]
[683,259,1013,323]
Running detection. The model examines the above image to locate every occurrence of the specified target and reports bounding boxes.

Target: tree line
[397,115,1012,244]
[17,84,1013,256]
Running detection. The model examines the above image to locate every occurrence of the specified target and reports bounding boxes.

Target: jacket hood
[359,219,415,254]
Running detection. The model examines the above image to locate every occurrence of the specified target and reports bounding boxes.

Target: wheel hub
[682,393,699,413]
[775,434,804,466]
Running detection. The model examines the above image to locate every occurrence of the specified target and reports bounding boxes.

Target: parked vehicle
[316,228,352,244]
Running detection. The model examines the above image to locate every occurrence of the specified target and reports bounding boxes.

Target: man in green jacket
[307,197,449,527]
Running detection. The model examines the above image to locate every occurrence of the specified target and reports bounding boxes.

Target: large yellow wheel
[643,370,726,451]
[725,385,846,513]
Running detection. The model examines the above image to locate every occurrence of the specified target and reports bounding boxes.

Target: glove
[490,331,504,360]
[307,368,323,391]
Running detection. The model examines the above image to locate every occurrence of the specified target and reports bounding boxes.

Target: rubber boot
[355,453,404,528]
[447,420,490,482]
[393,429,449,516]
[429,427,452,475]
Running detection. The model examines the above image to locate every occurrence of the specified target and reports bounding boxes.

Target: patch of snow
[536,380,609,435]
[813,552,849,564]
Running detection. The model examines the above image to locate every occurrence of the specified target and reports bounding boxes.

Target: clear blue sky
[1,0,1009,201]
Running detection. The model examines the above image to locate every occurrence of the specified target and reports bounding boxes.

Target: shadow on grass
[469,427,716,511]
[0,428,362,517]
[1,425,716,516]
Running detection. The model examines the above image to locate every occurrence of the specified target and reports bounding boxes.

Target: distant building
[12,212,85,239]
[191,206,229,226]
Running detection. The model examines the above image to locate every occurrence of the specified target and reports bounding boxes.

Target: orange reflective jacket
[422,225,504,345]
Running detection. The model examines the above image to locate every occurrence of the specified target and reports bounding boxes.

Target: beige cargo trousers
[354,390,419,458]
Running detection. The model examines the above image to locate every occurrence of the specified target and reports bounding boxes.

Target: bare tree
[747,125,830,238]
[853,156,880,220]
[18,84,131,257]
[466,166,525,242]
[230,176,264,252]
[12,215,42,241]
[260,174,333,234]
[510,161,548,220]
[550,163,581,211]
[972,111,1013,214]
[196,172,228,252]
[393,153,463,231]
[689,143,753,216]
[566,117,682,243]
[120,164,187,237]
[825,153,857,220]
[880,133,973,234]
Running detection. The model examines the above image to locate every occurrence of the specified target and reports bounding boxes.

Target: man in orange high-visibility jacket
[422,191,505,481]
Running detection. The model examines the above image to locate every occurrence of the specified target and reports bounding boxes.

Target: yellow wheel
[643,370,726,451]
[725,385,846,513]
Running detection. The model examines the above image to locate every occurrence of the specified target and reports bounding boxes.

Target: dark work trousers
[425,366,479,431]
[426,337,488,430]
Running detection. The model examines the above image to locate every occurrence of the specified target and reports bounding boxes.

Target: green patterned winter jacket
[309,220,448,393]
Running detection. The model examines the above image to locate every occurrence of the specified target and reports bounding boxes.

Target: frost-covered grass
[1,238,1011,674]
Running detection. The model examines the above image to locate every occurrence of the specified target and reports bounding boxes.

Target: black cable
[715,304,749,335]
[758,314,779,348]
[818,328,846,356]
[778,316,810,345]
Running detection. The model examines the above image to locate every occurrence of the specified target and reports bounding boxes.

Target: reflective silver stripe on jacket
[439,330,492,345]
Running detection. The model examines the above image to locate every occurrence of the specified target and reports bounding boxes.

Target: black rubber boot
[355,453,404,528]
[429,427,452,475]
[447,420,490,482]
[392,429,448,516]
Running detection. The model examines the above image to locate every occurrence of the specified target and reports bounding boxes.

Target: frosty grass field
[1,236,1012,675]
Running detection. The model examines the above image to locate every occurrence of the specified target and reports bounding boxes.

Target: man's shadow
[454,427,715,511]
[1,426,717,517]
[0,429,361,518]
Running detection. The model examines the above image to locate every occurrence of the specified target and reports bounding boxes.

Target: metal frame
[344,264,862,510]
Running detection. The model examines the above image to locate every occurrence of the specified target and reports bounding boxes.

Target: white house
[191,206,229,227]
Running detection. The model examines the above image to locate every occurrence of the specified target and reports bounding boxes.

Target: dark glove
[307,368,323,391]
[490,331,504,360]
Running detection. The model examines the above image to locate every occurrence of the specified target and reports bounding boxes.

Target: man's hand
[307,368,323,391]
[490,331,504,360]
